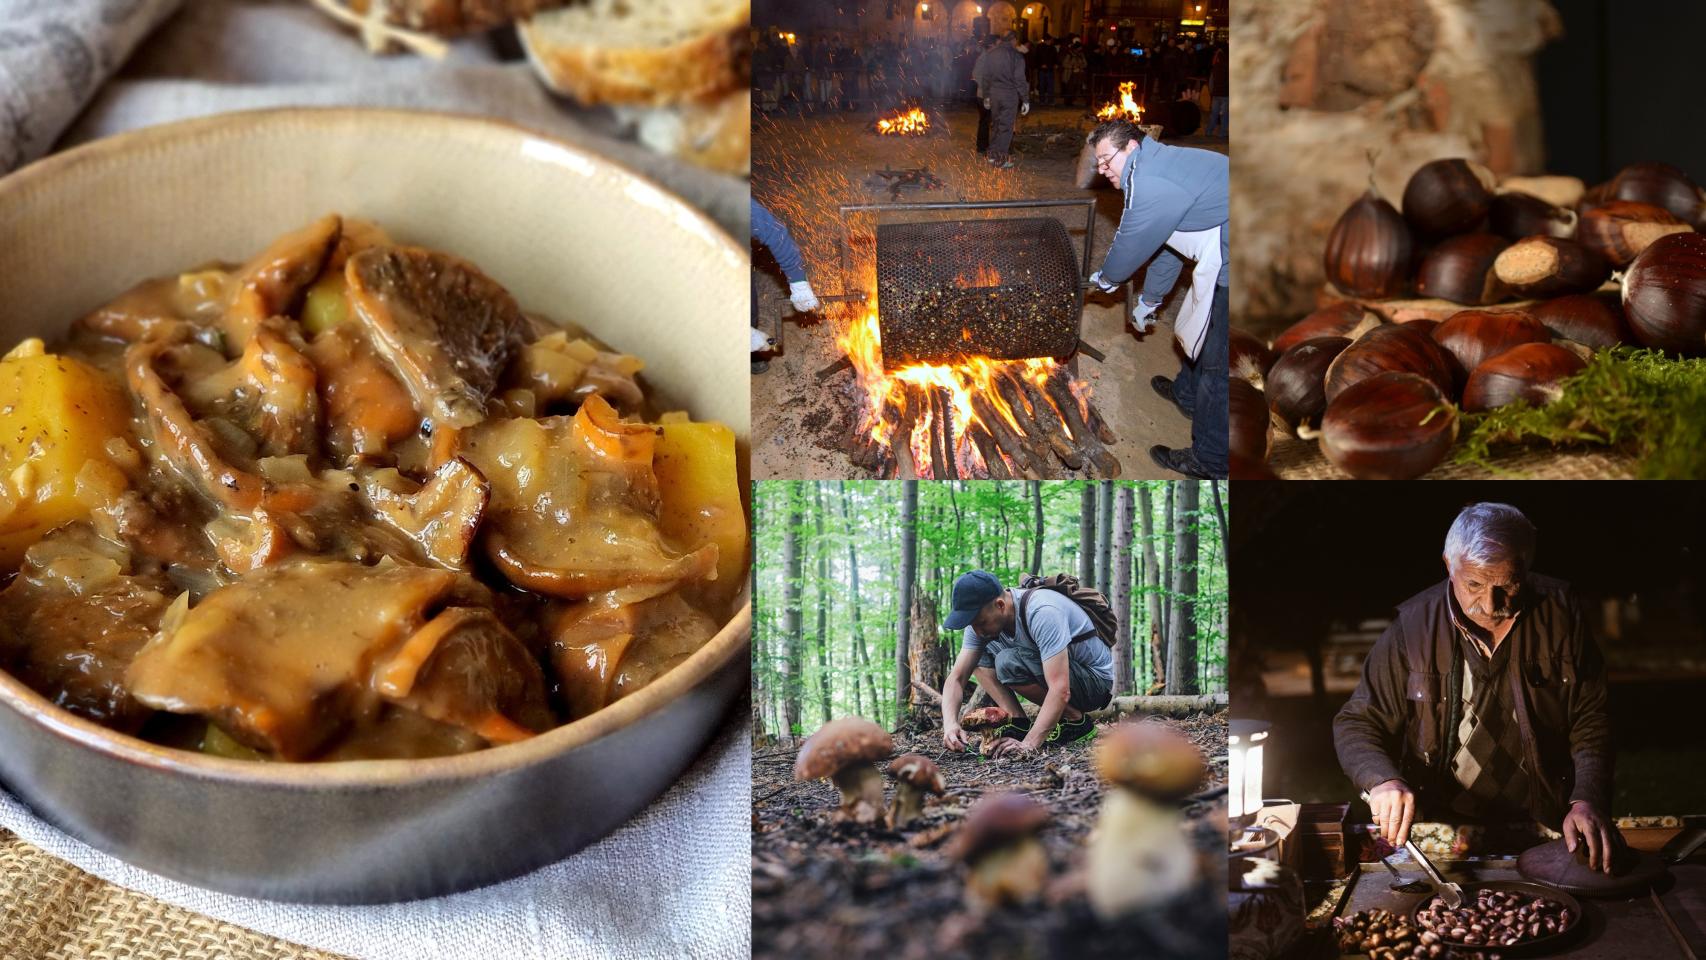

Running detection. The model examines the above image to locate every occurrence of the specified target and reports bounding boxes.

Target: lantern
[1228,718,1271,826]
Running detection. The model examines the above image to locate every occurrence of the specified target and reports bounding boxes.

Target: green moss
[1453,348,1706,478]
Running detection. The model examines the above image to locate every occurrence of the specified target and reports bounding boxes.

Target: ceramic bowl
[0,108,750,904]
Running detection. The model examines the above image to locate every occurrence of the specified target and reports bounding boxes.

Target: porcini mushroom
[1086,721,1206,920]
[958,705,1012,755]
[949,792,1050,909]
[793,717,893,825]
[887,753,946,829]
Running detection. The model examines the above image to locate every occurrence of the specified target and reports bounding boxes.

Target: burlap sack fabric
[1,832,349,960]
[0,2,751,957]
[1269,437,1639,480]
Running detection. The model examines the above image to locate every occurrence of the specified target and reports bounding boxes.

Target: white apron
[1161,225,1222,362]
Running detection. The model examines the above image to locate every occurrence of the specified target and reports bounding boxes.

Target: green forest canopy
[752,480,1229,738]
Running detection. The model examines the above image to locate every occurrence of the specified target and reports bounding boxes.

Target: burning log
[997,371,1082,471]
[1039,372,1122,478]
[970,392,1050,478]
[965,423,1011,480]
[930,385,958,480]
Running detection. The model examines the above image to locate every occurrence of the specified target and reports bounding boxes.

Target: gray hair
[1443,503,1536,571]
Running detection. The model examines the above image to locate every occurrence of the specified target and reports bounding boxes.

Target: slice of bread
[520,0,750,108]
[340,0,571,37]
[619,87,751,178]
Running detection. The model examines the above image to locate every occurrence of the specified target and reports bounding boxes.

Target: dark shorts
[986,643,1114,712]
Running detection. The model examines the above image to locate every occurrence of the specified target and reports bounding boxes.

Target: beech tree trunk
[1231,0,1561,334]
[896,480,918,722]
[814,484,831,725]
[1078,483,1096,584]
[1096,480,1115,597]
[782,483,803,735]
[1113,485,1135,697]
[1029,481,1044,576]
[1140,483,1163,694]
[840,482,879,721]
[1168,482,1201,696]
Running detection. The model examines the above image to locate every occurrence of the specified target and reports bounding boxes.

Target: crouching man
[940,570,1115,757]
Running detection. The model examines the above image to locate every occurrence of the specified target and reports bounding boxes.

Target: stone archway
[949,0,983,39]
[915,1,948,38]
[1014,1,1056,40]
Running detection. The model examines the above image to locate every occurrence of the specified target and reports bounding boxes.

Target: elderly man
[938,570,1114,758]
[1334,503,1618,873]
[1085,117,1229,479]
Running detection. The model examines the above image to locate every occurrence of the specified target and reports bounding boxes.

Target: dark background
[1537,0,1706,183]
[1230,482,1706,819]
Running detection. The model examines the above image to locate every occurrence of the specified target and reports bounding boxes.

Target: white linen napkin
[0,714,752,959]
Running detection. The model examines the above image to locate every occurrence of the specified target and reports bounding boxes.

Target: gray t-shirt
[962,588,1115,682]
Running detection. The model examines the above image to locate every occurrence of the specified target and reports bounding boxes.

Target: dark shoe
[999,715,1033,739]
[1150,375,1192,420]
[1150,445,1217,479]
[1045,715,1096,745]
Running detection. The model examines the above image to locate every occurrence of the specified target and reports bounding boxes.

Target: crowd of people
[752,27,1227,137]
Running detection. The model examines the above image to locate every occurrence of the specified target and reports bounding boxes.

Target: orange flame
[834,307,1097,479]
[1096,82,1144,123]
[877,107,930,135]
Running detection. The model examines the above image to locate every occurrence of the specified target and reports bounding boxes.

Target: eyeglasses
[1094,151,1117,172]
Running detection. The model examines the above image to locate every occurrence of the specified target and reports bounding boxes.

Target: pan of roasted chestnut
[1412,882,1584,957]
[0,109,749,903]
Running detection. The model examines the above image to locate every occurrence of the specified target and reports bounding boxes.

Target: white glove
[1088,270,1117,293]
[750,327,776,353]
[789,280,820,313]
[1131,297,1160,334]
[983,98,992,110]
[1020,102,1030,116]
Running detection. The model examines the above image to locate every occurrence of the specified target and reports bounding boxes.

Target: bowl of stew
[0,108,750,903]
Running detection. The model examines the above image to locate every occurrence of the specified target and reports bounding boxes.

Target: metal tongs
[1404,840,1465,909]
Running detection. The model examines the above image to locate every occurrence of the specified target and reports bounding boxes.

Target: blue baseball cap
[943,570,1003,631]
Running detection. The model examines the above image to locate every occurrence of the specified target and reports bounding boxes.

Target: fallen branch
[909,682,1225,721]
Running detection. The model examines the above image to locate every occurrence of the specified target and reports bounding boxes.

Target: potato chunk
[653,420,745,602]
[0,352,132,567]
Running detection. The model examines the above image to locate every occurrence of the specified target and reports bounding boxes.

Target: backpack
[1015,573,1118,649]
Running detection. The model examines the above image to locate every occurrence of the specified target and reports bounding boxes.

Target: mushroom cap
[793,717,893,781]
[888,753,946,793]
[949,792,1048,862]
[1092,721,1205,801]
[958,706,1011,731]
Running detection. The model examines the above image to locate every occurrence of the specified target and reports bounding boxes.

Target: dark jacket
[977,44,1029,102]
[1332,575,1613,829]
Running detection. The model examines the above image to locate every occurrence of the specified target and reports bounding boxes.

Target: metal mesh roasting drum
[875,216,1082,367]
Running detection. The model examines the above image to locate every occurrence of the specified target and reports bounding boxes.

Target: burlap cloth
[0,1,751,957]
[1269,436,1639,480]
[1,831,350,960]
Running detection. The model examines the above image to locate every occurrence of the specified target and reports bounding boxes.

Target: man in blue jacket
[1085,119,1228,479]
[750,199,820,361]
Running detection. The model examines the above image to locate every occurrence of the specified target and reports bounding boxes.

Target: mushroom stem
[979,730,1003,755]
[889,782,925,829]
[831,762,887,825]
[966,836,1050,909]
[1086,788,1198,920]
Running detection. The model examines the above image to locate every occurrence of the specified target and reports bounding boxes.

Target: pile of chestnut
[1231,158,1706,480]
[1332,907,1456,959]
[1418,888,1574,950]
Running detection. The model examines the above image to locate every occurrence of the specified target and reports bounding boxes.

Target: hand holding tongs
[1404,840,1464,908]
